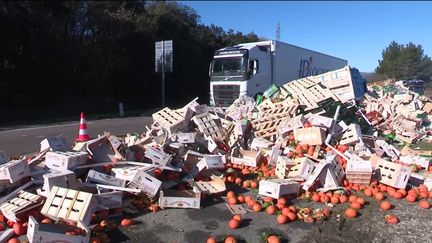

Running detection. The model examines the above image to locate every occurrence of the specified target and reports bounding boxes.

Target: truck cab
[209,41,273,107]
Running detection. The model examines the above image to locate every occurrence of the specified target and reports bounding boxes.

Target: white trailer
[209,40,347,107]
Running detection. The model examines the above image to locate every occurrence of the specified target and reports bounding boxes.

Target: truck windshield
[211,56,245,76]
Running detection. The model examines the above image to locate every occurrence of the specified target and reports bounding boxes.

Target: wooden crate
[250,137,274,150]
[293,127,326,146]
[307,84,338,104]
[0,191,44,222]
[41,186,96,225]
[251,115,288,141]
[275,156,297,179]
[302,155,344,191]
[195,176,226,194]
[40,137,68,152]
[27,216,90,243]
[376,160,411,189]
[0,159,31,183]
[258,179,300,199]
[288,157,316,180]
[192,113,223,139]
[152,107,185,135]
[231,149,263,167]
[345,157,372,184]
[94,191,123,211]
[159,181,201,209]
[340,124,362,145]
[278,114,305,134]
[203,155,226,169]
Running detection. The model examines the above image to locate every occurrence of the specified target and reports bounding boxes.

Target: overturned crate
[41,186,96,225]
[159,181,201,209]
[258,179,300,199]
[152,107,186,135]
[376,160,411,189]
[0,190,44,222]
[345,156,372,184]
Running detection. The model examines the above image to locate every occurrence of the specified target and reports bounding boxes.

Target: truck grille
[213,85,240,107]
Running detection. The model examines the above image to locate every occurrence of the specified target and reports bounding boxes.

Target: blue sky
[182,1,432,72]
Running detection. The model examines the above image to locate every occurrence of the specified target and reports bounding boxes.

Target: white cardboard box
[293,127,326,146]
[86,169,126,187]
[0,159,31,183]
[176,132,196,144]
[204,155,226,169]
[258,179,300,199]
[94,191,123,210]
[231,150,263,167]
[45,151,88,171]
[27,216,90,243]
[288,157,316,180]
[345,156,372,184]
[145,146,171,166]
[40,137,68,152]
[128,170,162,198]
[376,160,411,189]
[159,181,201,209]
[42,170,77,197]
[112,165,144,181]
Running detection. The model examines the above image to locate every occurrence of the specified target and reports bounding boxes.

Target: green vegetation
[0,1,260,124]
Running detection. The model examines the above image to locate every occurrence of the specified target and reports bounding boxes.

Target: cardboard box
[128,170,162,198]
[40,170,77,197]
[152,107,186,135]
[258,179,300,199]
[27,216,90,243]
[0,159,31,183]
[40,137,68,152]
[177,132,196,144]
[231,149,263,167]
[250,137,274,150]
[340,124,362,145]
[288,157,316,180]
[399,156,431,169]
[302,155,344,191]
[345,157,372,184]
[86,170,127,187]
[45,151,88,171]
[159,182,201,209]
[86,136,121,163]
[145,146,171,166]
[0,190,44,222]
[195,176,226,194]
[41,186,96,225]
[376,160,411,189]
[112,165,148,181]
[203,155,226,169]
[94,191,123,210]
[275,156,297,179]
[293,127,326,146]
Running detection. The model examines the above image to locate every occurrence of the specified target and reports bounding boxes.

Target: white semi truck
[209,40,348,107]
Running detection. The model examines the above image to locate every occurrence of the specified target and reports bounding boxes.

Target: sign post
[155,40,173,108]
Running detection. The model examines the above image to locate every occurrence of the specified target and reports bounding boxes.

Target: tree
[376,41,432,82]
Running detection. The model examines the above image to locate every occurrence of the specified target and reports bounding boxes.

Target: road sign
[155,40,173,73]
[155,40,173,107]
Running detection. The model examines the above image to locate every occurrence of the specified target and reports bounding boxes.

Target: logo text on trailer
[298,57,329,78]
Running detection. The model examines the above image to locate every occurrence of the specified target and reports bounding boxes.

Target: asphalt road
[0,116,153,156]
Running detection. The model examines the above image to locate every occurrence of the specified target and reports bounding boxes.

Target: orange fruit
[228,219,240,229]
[267,235,281,243]
[349,195,357,203]
[253,203,262,212]
[286,211,297,221]
[276,215,288,224]
[405,194,417,203]
[207,237,217,243]
[120,218,134,227]
[339,195,348,203]
[225,236,237,243]
[277,197,287,206]
[331,196,339,204]
[364,188,373,197]
[380,201,392,210]
[232,214,242,221]
[227,191,235,198]
[374,192,384,201]
[281,207,291,217]
[345,208,357,218]
[13,223,25,236]
[393,192,403,199]
[237,195,245,203]
[419,199,431,209]
[350,202,362,209]
[266,205,276,215]
[320,195,330,203]
[41,218,53,224]
[385,214,399,224]
[356,197,365,205]
[250,181,258,188]
[228,197,237,205]
[312,194,320,202]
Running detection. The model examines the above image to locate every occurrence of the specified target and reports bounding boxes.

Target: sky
[182,1,432,72]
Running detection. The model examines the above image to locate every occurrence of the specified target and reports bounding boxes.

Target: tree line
[0,1,259,124]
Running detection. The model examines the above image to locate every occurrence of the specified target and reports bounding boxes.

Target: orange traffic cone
[75,112,91,142]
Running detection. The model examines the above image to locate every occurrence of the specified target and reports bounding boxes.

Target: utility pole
[276,22,280,41]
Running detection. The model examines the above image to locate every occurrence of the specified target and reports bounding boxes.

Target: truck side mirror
[249,60,258,75]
